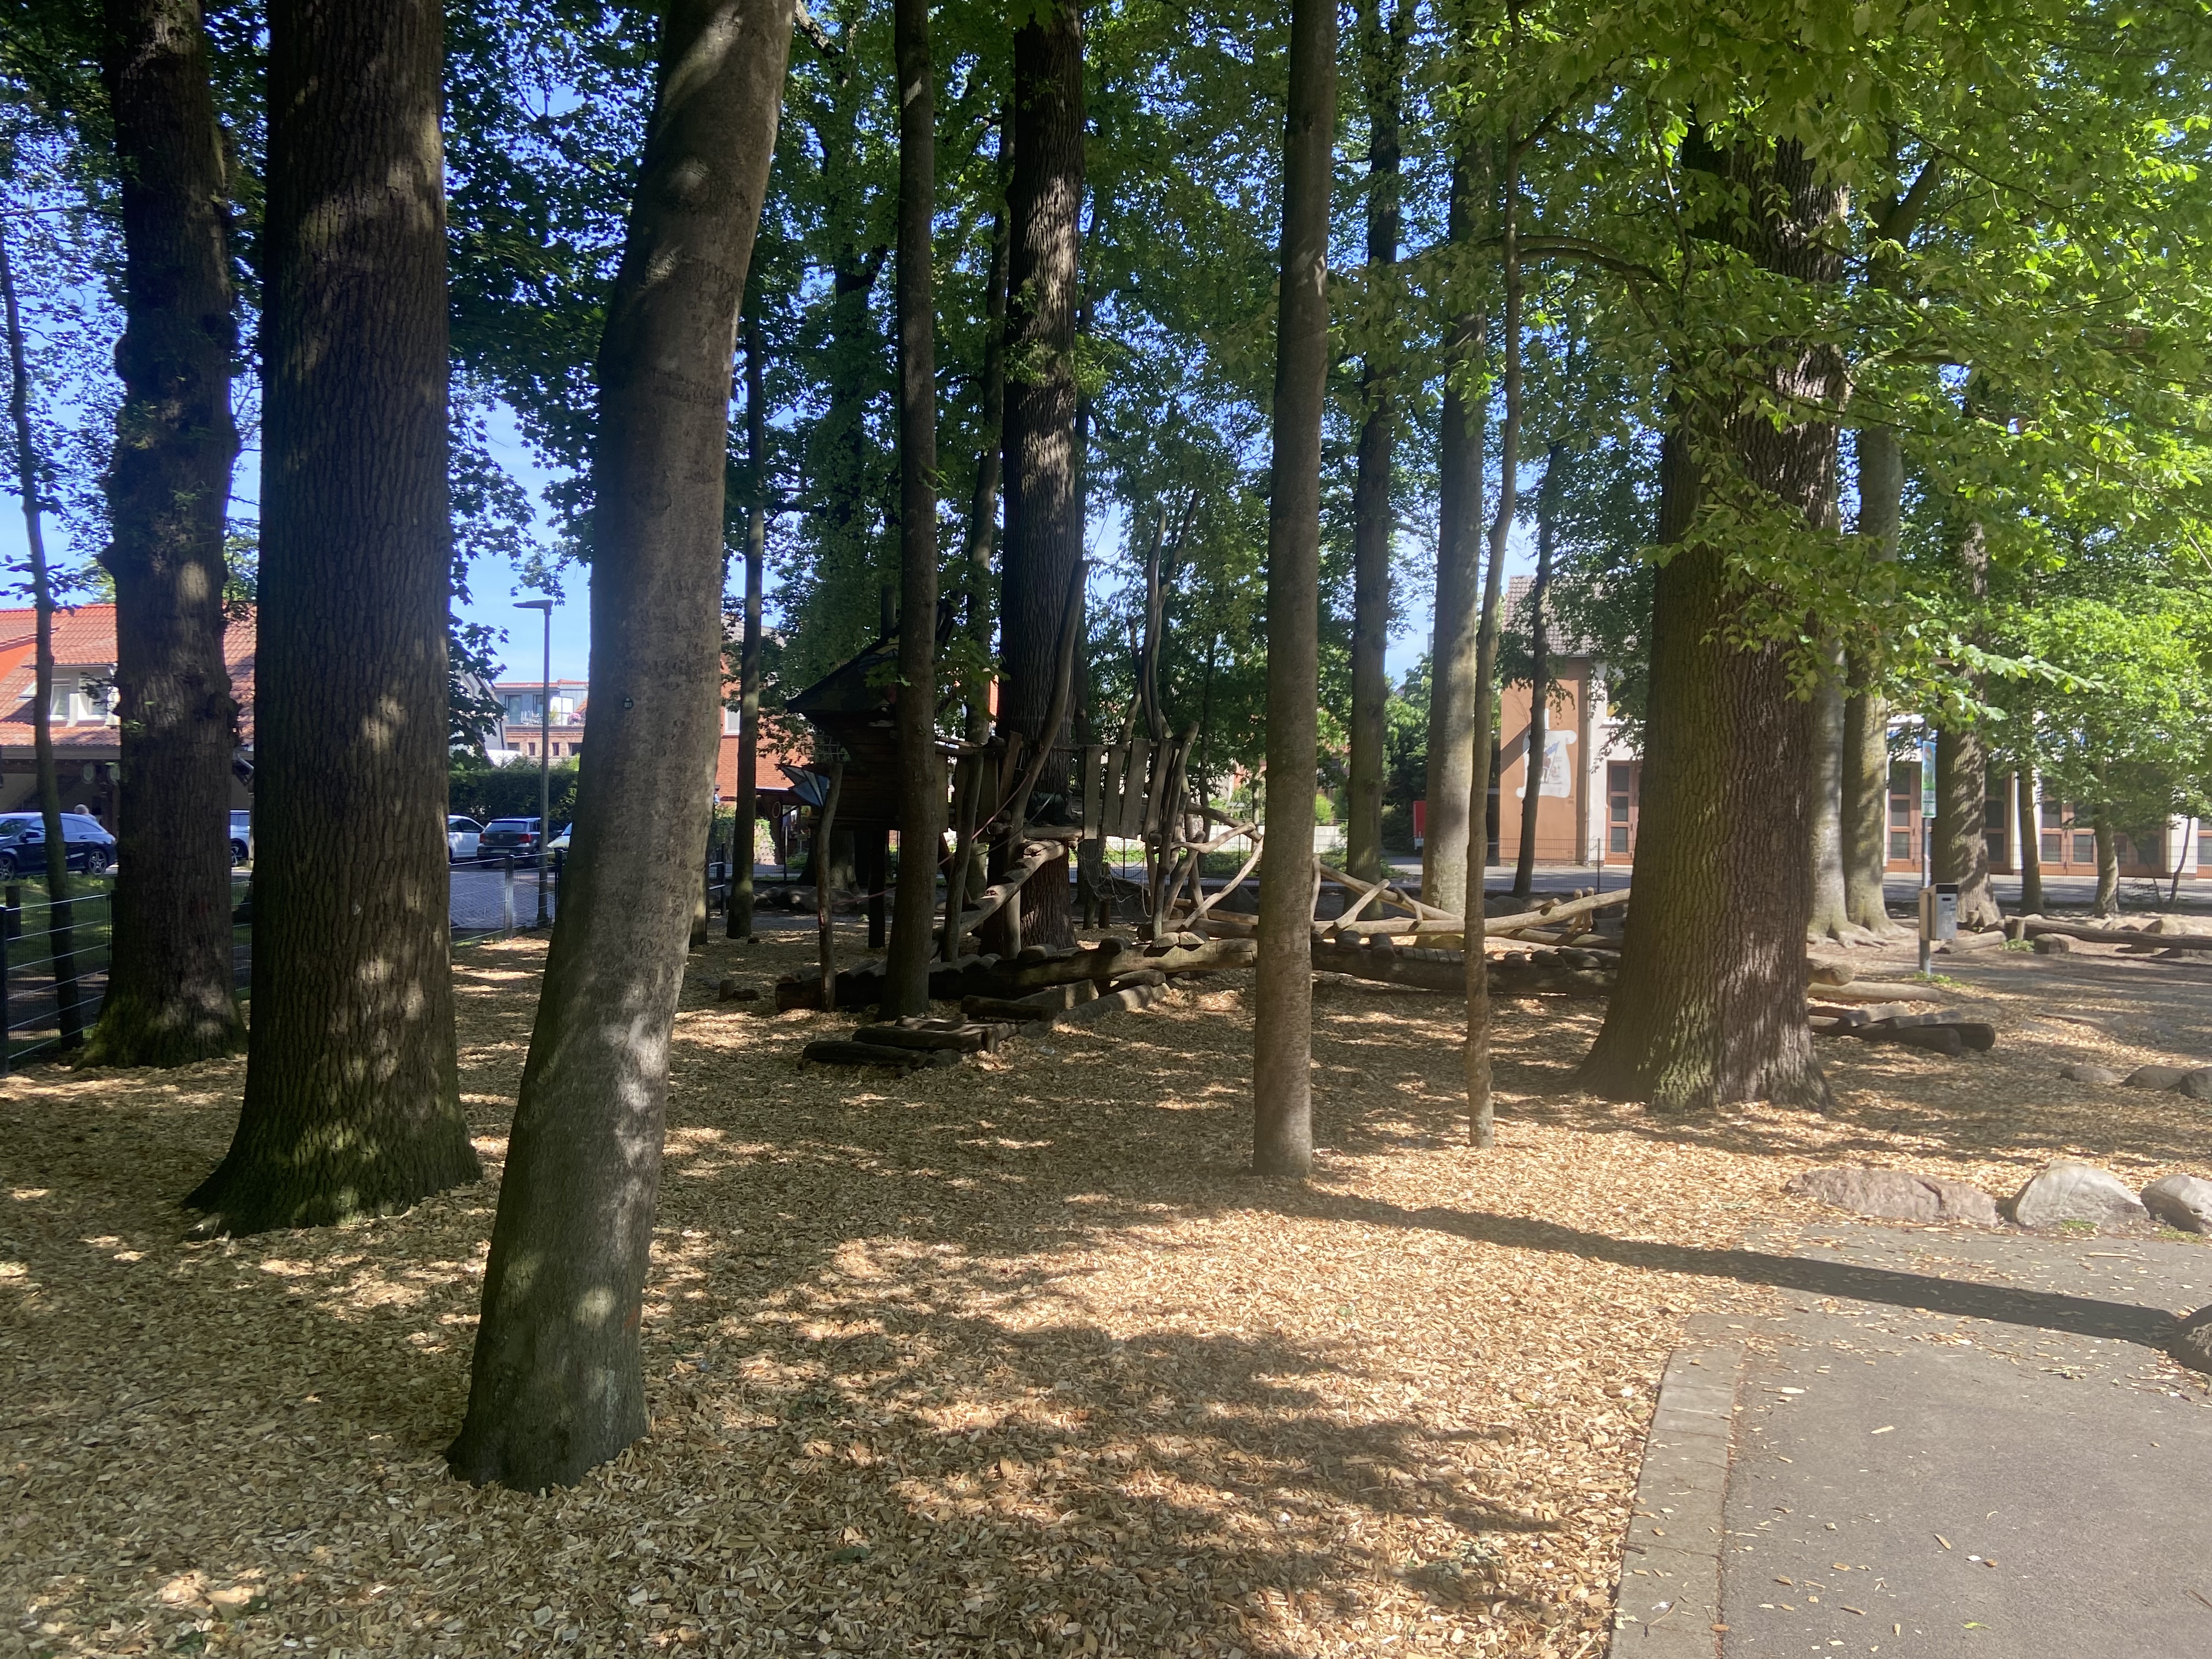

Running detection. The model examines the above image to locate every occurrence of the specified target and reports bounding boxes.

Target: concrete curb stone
[1607,1311,1747,1659]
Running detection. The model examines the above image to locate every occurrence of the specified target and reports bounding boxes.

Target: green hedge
[450,755,581,825]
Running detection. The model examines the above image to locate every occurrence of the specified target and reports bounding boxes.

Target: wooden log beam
[958,840,1056,935]
[1060,979,1167,1024]
[802,1038,958,1068]
[1481,887,1630,937]
[2023,918,2212,950]
[1308,939,1613,997]
[1812,979,1950,1005]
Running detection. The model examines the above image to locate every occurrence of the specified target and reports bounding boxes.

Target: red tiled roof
[0,603,258,747]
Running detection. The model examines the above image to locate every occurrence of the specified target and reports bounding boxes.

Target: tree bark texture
[1839,157,1936,941]
[448,0,793,1491]
[2015,759,2043,915]
[1252,0,1335,1178]
[1511,444,1560,900]
[729,315,768,940]
[2,229,82,1047]
[189,0,473,1232]
[82,0,243,1066]
[883,0,939,1016]
[945,132,1009,956]
[1807,641,1853,940]
[1464,143,1520,1152]
[1931,520,1998,927]
[1422,149,1485,915]
[1343,0,1405,886]
[1577,137,1842,1114]
[996,6,1084,951]
[2092,793,2118,916]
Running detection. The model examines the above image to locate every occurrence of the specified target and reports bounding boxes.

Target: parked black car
[0,812,117,876]
[229,809,252,865]
[477,817,546,860]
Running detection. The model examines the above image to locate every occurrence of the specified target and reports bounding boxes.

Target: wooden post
[816,754,844,1011]
[865,827,888,950]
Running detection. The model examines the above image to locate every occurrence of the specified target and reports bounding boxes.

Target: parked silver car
[448,815,484,863]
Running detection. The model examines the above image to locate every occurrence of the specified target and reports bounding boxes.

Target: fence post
[501,855,516,938]
[0,902,10,1078]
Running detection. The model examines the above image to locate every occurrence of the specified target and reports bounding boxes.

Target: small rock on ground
[1786,1166,2000,1227]
[2033,934,2073,953]
[2061,1062,2125,1086]
[2141,1173,2212,1234]
[2006,1160,2151,1228]
[2175,1307,2212,1376]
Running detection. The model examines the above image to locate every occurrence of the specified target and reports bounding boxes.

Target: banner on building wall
[1516,730,1575,800]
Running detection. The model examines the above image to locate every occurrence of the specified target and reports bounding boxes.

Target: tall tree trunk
[1840,430,1900,932]
[448,0,793,1491]
[1511,443,1560,900]
[1839,162,1937,938]
[882,0,939,1015]
[1931,520,1999,927]
[1,229,82,1048]
[728,313,768,940]
[1464,133,1521,1151]
[1344,0,1405,885]
[1807,641,1853,939]
[995,4,1084,951]
[82,0,243,1065]
[1578,137,1842,1114]
[2092,786,2118,916]
[944,123,1009,956]
[1252,0,1336,1178]
[2015,758,2043,915]
[188,0,475,1232]
[1422,148,1485,913]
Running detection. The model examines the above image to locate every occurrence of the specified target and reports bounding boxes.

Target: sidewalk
[1697,1221,2210,1658]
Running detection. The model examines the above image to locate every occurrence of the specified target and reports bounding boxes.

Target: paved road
[1720,1221,2212,1659]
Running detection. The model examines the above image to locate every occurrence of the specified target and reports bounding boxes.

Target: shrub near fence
[450,755,581,826]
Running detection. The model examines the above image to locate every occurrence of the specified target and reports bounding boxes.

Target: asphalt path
[1719,1221,2212,1659]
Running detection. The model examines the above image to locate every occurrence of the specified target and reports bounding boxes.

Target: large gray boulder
[2005,1161,2151,1228]
[2141,1173,2212,1233]
[2174,1307,2212,1376]
[1787,1166,2000,1227]
[2124,1064,2194,1090]
[2177,1069,2212,1102]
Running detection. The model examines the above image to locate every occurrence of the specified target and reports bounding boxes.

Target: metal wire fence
[3,886,116,1068]
[0,851,741,1066]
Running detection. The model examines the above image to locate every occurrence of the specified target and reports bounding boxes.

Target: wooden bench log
[1308,939,1613,997]
[851,1023,1005,1053]
[1810,979,1950,1005]
[1060,979,1168,1024]
[802,1039,960,1069]
[2024,918,2212,950]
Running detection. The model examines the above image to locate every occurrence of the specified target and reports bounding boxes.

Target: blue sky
[2,383,1515,693]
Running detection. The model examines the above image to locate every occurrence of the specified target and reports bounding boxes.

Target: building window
[2041,798,2064,828]
[1983,796,2005,832]
[1890,830,1911,862]
[2073,831,2096,865]
[724,708,742,735]
[1606,761,1633,855]
[2042,831,2063,863]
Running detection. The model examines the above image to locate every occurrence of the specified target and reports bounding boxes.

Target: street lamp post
[516,599,555,926]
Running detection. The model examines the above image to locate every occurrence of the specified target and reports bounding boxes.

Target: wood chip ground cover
[4,926,2208,1658]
